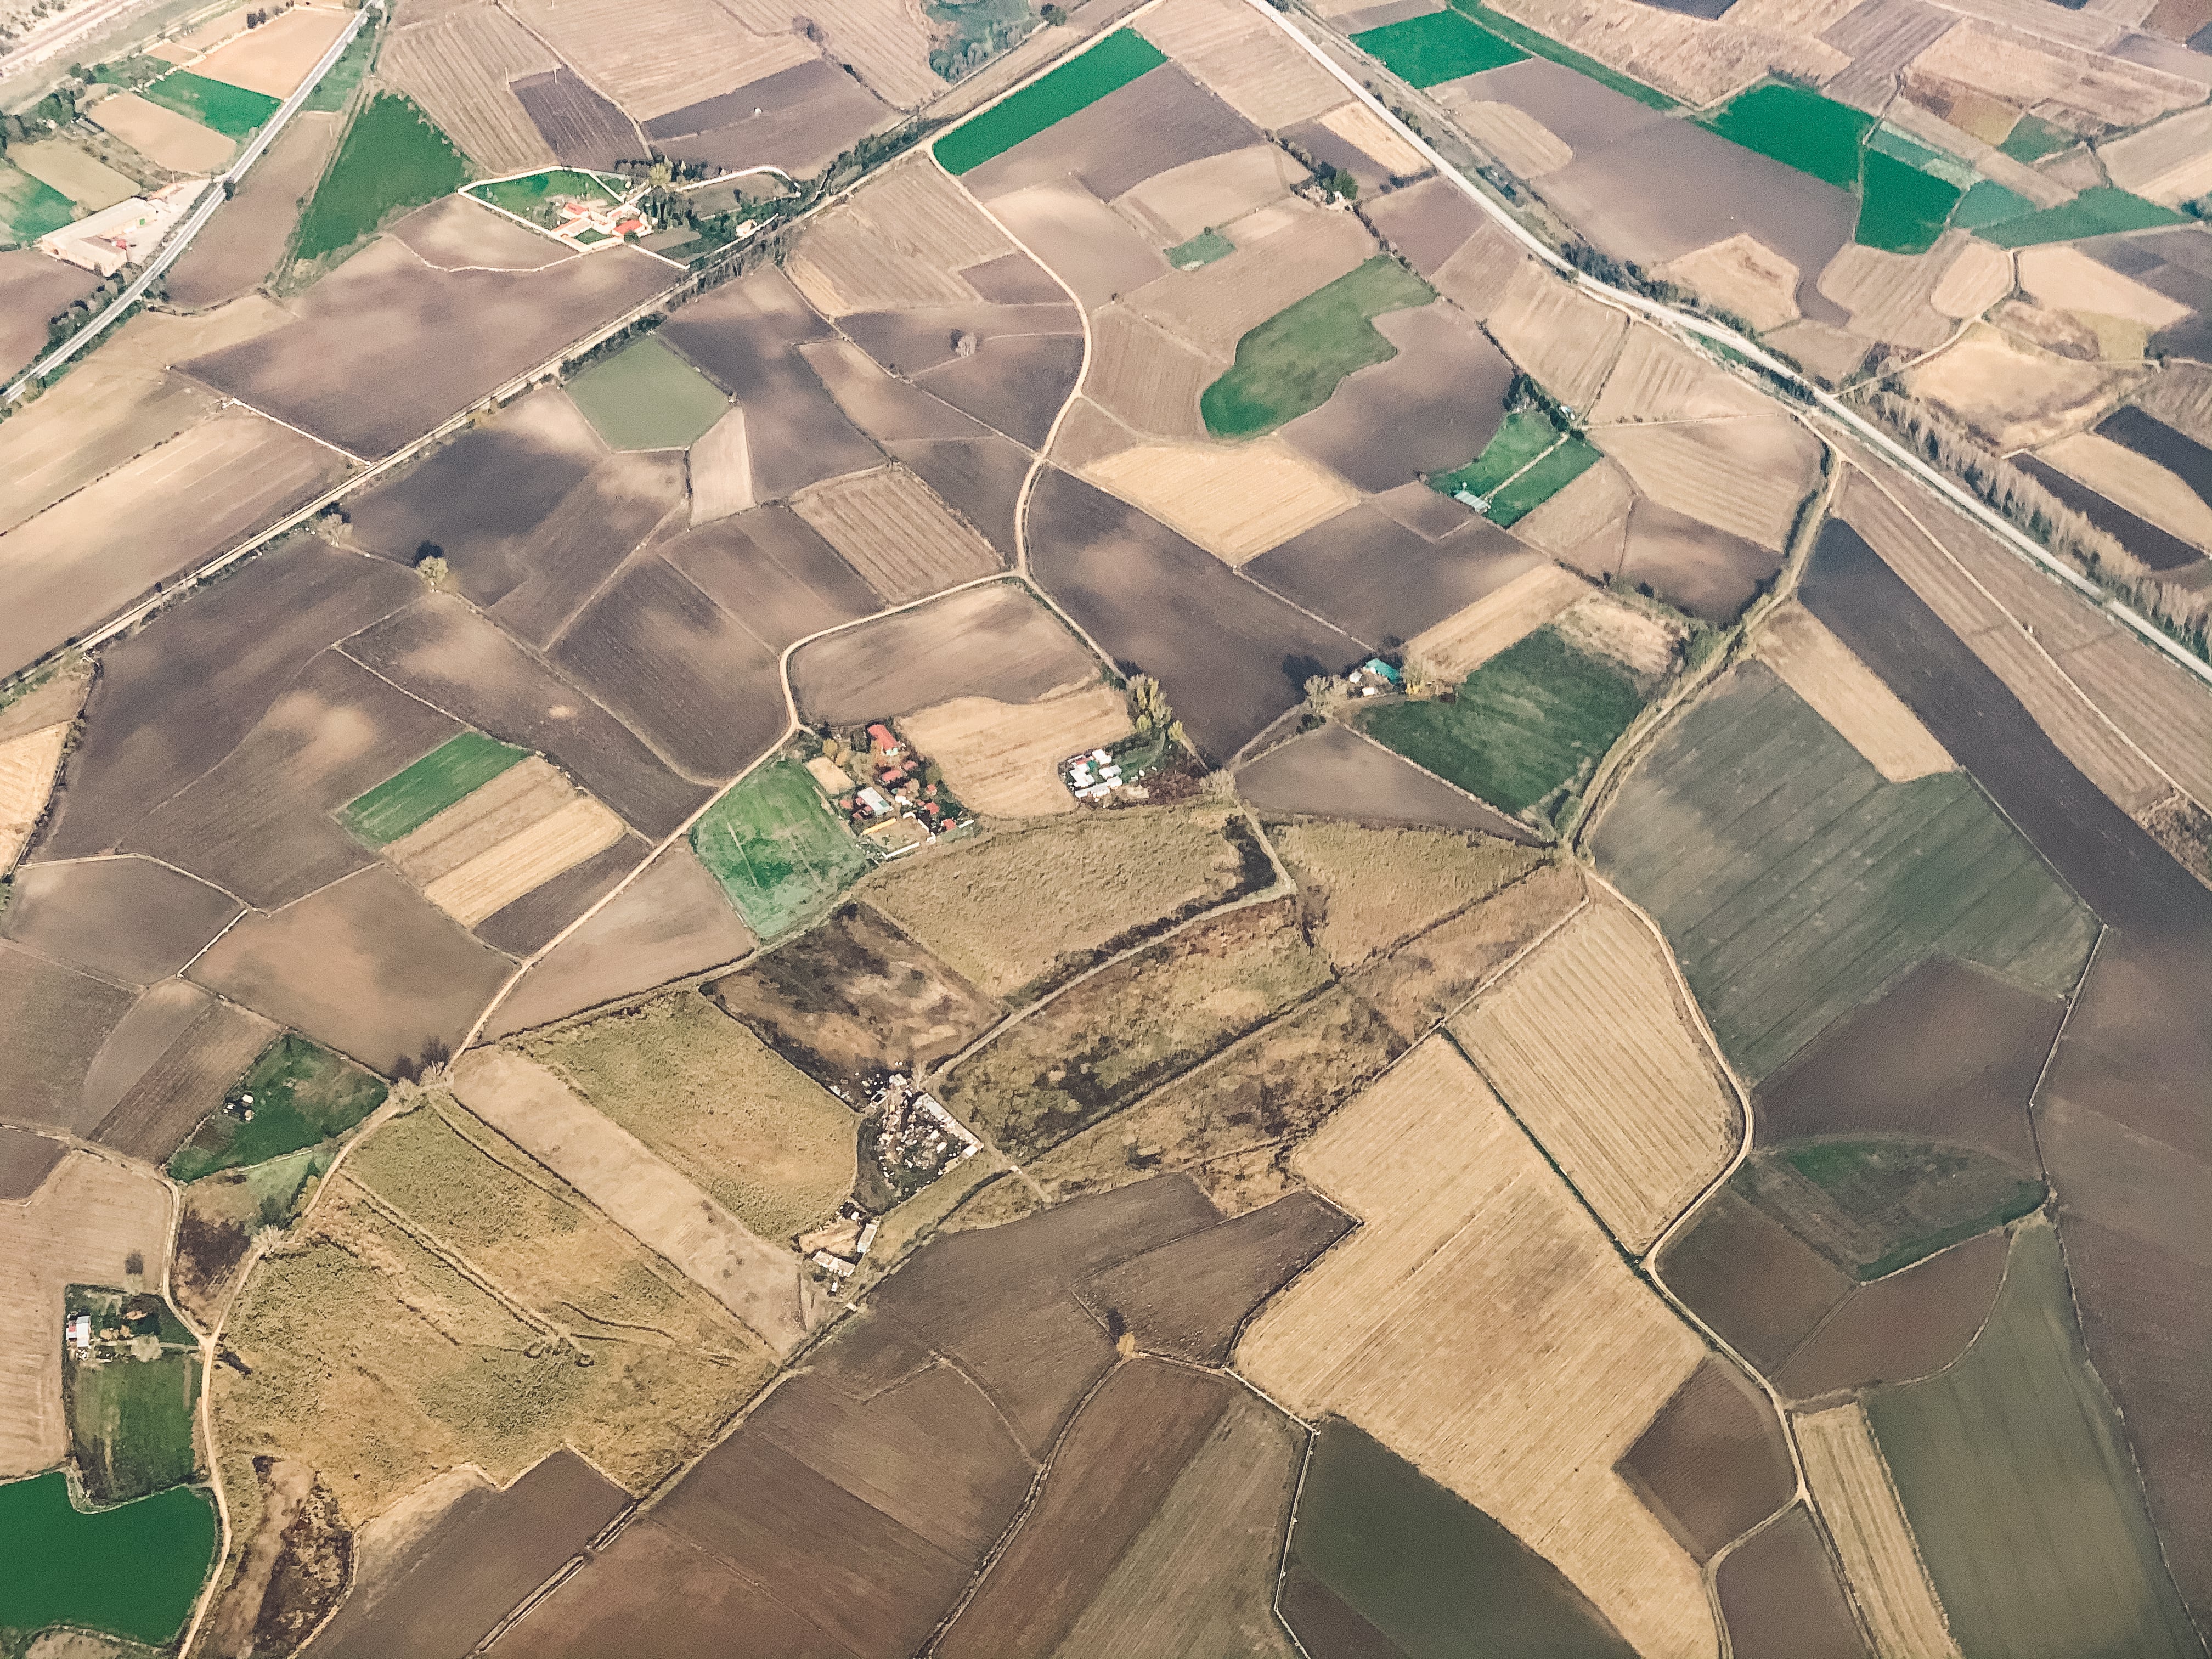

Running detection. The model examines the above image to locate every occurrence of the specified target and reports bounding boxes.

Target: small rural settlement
[3,0,2211,1645]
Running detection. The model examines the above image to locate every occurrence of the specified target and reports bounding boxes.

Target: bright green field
[301,18,375,113]
[1951,178,2037,232]
[1998,112,2075,163]
[1487,435,1600,526]
[1363,626,1644,816]
[467,167,622,221]
[0,1471,216,1646]
[1978,185,2185,248]
[1590,661,2096,1080]
[167,1036,388,1182]
[1432,407,1556,500]
[1702,83,1872,190]
[1164,227,1233,269]
[142,69,279,138]
[1202,256,1435,437]
[292,92,470,262]
[691,759,869,940]
[1869,1220,2201,1659]
[1290,1420,1635,1658]
[68,1350,200,1504]
[343,730,527,845]
[1351,9,1523,87]
[1444,0,1673,108]
[1855,148,1961,255]
[567,336,729,450]
[934,29,1164,174]
[0,159,76,243]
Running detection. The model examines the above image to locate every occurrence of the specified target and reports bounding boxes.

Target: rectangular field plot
[1592,663,2096,1082]
[1700,83,1872,191]
[690,759,868,941]
[565,336,727,450]
[1200,256,1436,438]
[1352,9,1524,86]
[343,731,528,845]
[934,29,1166,176]
[142,68,280,137]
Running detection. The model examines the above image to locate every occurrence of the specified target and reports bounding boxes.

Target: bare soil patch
[1716,1504,1875,1659]
[1594,416,1822,552]
[1364,174,1487,276]
[0,250,96,382]
[1757,600,1954,780]
[799,336,996,444]
[1486,260,1628,412]
[962,61,1262,204]
[912,330,1085,451]
[91,993,279,1162]
[1620,1358,1792,1561]
[484,452,692,646]
[1614,496,1785,623]
[898,684,1132,819]
[891,433,1032,560]
[507,0,809,122]
[1111,143,1301,245]
[1246,505,1538,651]
[647,55,893,178]
[2,856,240,986]
[0,363,211,539]
[1658,1189,1853,1370]
[0,1125,63,1200]
[1237,723,1534,839]
[380,3,559,177]
[165,112,342,308]
[686,407,750,524]
[1776,1228,2011,1400]
[657,503,881,648]
[0,944,156,1133]
[787,160,1012,317]
[510,67,637,173]
[391,194,567,273]
[1084,303,1210,439]
[473,831,647,956]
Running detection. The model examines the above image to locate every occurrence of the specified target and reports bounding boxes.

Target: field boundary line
[216,392,368,465]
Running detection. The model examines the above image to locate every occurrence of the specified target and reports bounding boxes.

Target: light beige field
[899,684,1131,819]
[1084,304,1211,439]
[787,160,1011,315]
[1135,0,1346,127]
[0,1151,171,1477]
[2017,246,2189,329]
[1763,318,1872,386]
[449,1047,813,1351]
[7,138,137,210]
[380,5,560,177]
[0,367,211,537]
[789,464,1001,602]
[1316,98,1428,178]
[1797,1403,1962,1659]
[1758,601,1955,780]
[1486,0,1843,103]
[716,0,939,107]
[687,406,752,524]
[0,659,92,746]
[1509,455,1633,560]
[2039,429,2212,550]
[422,797,627,927]
[1555,591,1685,681]
[1049,394,1139,471]
[1908,18,2203,129]
[90,91,235,173]
[1486,261,1627,414]
[1266,821,1545,969]
[2098,104,2212,204]
[1238,1038,1715,1659]
[1906,322,2136,448]
[1590,329,1769,425]
[1595,416,1821,551]
[1433,93,1572,179]
[1818,233,1966,351]
[984,180,1166,312]
[161,2,251,57]
[1081,437,1359,564]
[508,0,815,120]
[191,5,353,97]
[1111,145,1301,246]
[1656,233,1799,332]
[2056,629,2212,813]
[1408,562,1589,679]
[1450,895,1736,1252]
[1429,221,1528,323]
[1929,240,2014,319]
[385,758,572,884]
[1126,198,1373,359]
[0,723,71,872]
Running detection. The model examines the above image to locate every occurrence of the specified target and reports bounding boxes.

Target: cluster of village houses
[805,723,969,857]
[808,1074,979,1280]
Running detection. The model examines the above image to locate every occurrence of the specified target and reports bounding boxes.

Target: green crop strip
[343,730,528,845]
[1352,9,1523,87]
[1997,112,2075,163]
[933,29,1165,174]
[1951,178,2037,232]
[468,167,623,219]
[167,1035,388,1182]
[1485,436,1600,525]
[142,68,280,138]
[292,92,470,263]
[1856,149,1962,255]
[1701,82,1871,189]
[1164,227,1234,268]
[1201,256,1436,438]
[0,159,76,242]
[1977,185,2186,247]
[1430,407,1558,500]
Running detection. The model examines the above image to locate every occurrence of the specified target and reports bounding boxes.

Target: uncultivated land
[1406,561,1589,678]
[898,685,1131,819]
[1905,321,2133,449]
[1268,819,1544,968]
[0,724,70,871]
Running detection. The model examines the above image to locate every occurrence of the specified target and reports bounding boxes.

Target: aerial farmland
[2,0,2211,1648]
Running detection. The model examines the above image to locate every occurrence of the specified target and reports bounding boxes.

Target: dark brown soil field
[190,864,513,1074]
[657,268,886,498]
[1027,468,1364,761]
[802,337,998,444]
[77,979,210,1130]
[840,301,1079,379]
[648,57,892,178]
[1245,505,1536,651]
[484,453,692,646]
[1280,1562,1409,1658]
[164,109,342,308]
[963,251,1069,306]
[890,435,1031,561]
[1235,724,1537,838]
[314,1448,627,1659]
[963,64,1260,202]
[1365,174,1485,277]
[1,856,240,986]
[1077,1190,1352,1362]
[2098,405,2212,510]
[127,649,458,911]
[44,539,419,859]
[475,831,649,956]
[0,250,97,381]
[660,505,884,645]
[179,239,676,458]
[2015,454,2203,574]
[913,332,1085,452]
[1613,498,1782,623]
[486,845,756,1037]
[935,1358,1237,1658]
[512,67,639,172]
[1617,1357,1791,1560]
[1279,303,1514,495]
[706,901,1001,1101]
[1714,1504,1872,1659]
[0,1124,63,1199]
[341,595,710,836]
[91,994,278,1160]
[870,1175,1223,1455]
[1753,956,2059,1170]
[551,552,786,779]
[789,579,1099,725]
[1775,1227,2011,1400]
[0,941,136,1132]
[1281,114,1402,193]
[1657,1189,1852,1371]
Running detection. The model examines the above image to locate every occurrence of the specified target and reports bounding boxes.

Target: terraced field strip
[1797,1402,1958,1659]
[933,28,1166,176]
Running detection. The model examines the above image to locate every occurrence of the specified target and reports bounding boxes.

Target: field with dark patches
[1613,498,1783,623]
[0,1124,63,1198]
[1365,173,1485,275]
[1656,1189,1852,1372]
[913,332,1085,452]
[658,507,884,646]
[1,857,240,986]
[474,832,649,956]
[479,453,691,647]
[1714,1504,1871,1659]
[648,58,892,178]
[1246,504,1536,651]
[0,940,137,1132]
[1618,1358,1792,1560]
[92,994,277,1162]
[890,436,1032,561]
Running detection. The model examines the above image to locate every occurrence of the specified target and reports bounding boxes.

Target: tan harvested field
[392,195,568,273]
[1929,239,2015,319]
[1757,601,1955,780]
[385,758,573,883]
[1433,93,1572,179]
[422,798,628,927]
[1315,98,1429,177]
[1136,0,1346,127]
[1125,198,1374,359]
[0,724,70,872]
[1451,894,1737,1252]
[1110,144,1302,245]
[716,0,938,107]
[1908,19,2203,129]
[0,659,91,746]
[1238,1039,1714,1659]
[786,162,1011,316]
[380,5,561,176]
[899,685,1131,819]
[2017,246,2189,329]
[686,407,752,525]
[1658,234,1801,332]
[1763,318,1871,386]
[788,465,1001,603]
[981,180,1167,313]
[1486,261,1627,413]
[8,139,137,210]
[0,363,212,535]
[191,4,353,97]
[524,990,854,1239]
[2098,104,2212,203]
[1428,220,1528,323]
[1796,1402,1961,1659]
[1081,438,1360,565]
[1486,0,1843,103]
[868,801,1263,1002]
[1595,416,1822,551]
[2040,429,2212,550]
[449,1047,813,1351]
[1268,820,1544,968]
[507,0,812,121]
[1406,560,1589,678]
[1817,233,1966,351]
[1557,591,1685,681]
[1339,856,1580,1039]
[1590,329,1771,425]
[1083,304,1211,439]
[90,91,236,172]
[1049,396,1137,471]
[0,1152,170,1477]
[1510,455,1634,559]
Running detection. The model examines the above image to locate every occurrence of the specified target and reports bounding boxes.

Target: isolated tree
[1041,3,1066,21]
